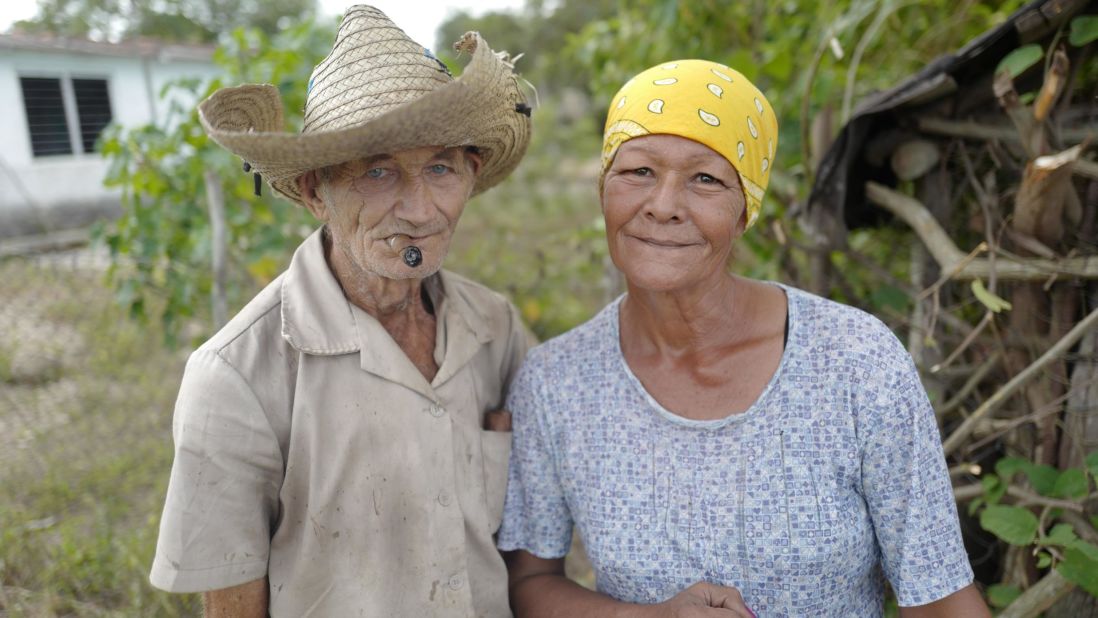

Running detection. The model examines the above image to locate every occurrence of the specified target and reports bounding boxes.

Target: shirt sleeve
[497,351,574,558]
[149,347,284,593]
[858,337,973,607]
[501,301,537,394]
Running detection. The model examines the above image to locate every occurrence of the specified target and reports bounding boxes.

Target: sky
[0,0,525,49]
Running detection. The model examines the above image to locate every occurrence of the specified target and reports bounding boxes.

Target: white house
[0,33,221,237]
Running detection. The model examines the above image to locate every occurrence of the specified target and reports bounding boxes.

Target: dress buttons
[430,403,446,417]
[438,491,453,507]
[448,575,464,590]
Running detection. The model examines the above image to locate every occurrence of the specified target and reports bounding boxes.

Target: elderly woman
[497,60,989,618]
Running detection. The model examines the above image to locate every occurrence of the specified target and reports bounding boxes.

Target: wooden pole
[203,168,228,330]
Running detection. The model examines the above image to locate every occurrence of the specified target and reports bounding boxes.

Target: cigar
[387,234,423,268]
[402,246,422,267]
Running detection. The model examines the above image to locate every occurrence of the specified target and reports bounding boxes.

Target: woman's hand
[506,550,755,618]
[647,582,756,618]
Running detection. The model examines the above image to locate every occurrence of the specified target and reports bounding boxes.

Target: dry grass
[0,251,200,616]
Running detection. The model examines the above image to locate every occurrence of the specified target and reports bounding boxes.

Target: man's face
[301,146,480,280]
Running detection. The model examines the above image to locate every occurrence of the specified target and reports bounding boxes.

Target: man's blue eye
[430,164,450,174]
[366,168,385,178]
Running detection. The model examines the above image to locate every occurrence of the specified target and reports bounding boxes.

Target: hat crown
[302,5,452,134]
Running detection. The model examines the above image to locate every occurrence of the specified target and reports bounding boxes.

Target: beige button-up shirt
[150,229,530,617]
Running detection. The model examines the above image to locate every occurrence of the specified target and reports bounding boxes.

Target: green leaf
[1057,548,1098,596]
[982,474,1006,504]
[1085,450,1098,477]
[971,279,1012,313]
[870,285,909,313]
[1043,523,1079,547]
[996,44,1043,79]
[995,457,1029,480]
[986,583,1022,608]
[967,496,985,516]
[1036,552,1052,568]
[1069,15,1098,47]
[1027,464,1060,496]
[1052,468,1088,500]
[1069,540,1098,563]
[980,505,1038,545]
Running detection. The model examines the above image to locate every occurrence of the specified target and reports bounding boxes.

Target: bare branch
[937,350,1002,417]
[1033,48,1069,124]
[942,304,1098,455]
[953,483,1085,512]
[1061,511,1098,544]
[866,182,1098,280]
[998,569,1074,618]
[917,117,1098,144]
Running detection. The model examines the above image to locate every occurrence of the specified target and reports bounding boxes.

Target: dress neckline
[610,282,797,429]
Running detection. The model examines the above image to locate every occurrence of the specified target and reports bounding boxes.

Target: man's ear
[464,148,483,177]
[298,170,328,221]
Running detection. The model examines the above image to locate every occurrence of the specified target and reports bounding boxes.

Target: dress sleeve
[497,352,574,558]
[149,347,284,593]
[858,337,974,607]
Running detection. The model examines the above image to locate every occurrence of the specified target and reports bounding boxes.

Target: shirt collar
[280,227,495,359]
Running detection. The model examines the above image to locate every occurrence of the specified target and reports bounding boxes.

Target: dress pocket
[480,428,512,533]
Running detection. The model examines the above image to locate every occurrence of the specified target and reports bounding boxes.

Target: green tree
[97,18,335,344]
[13,0,317,42]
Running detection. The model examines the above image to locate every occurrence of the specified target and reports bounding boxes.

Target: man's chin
[371,257,444,281]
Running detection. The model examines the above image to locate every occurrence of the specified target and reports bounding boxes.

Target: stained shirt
[498,285,973,616]
[150,228,529,617]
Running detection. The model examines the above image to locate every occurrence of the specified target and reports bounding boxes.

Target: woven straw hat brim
[198,32,531,205]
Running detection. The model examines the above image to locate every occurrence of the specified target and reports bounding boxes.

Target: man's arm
[898,584,990,618]
[506,550,754,618]
[203,577,268,618]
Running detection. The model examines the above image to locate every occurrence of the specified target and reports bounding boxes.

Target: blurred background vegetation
[3,0,1098,616]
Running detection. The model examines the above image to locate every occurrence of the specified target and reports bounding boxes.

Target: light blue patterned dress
[498,285,973,616]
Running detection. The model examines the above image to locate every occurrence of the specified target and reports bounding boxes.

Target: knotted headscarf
[601,59,779,229]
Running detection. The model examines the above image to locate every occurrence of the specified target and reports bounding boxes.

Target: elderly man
[149,6,532,617]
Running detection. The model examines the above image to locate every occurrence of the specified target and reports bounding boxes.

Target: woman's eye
[696,173,724,185]
[631,167,652,176]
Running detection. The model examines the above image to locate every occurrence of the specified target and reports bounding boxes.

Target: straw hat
[197,5,532,205]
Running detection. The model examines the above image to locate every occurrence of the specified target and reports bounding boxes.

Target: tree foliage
[96,19,334,344]
[13,0,317,42]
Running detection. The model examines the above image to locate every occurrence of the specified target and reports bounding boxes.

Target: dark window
[19,76,113,157]
[72,78,113,153]
[20,77,72,157]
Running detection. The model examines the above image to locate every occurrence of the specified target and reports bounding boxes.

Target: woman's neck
[620,274,751,357]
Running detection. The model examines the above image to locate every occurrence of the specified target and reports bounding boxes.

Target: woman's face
[601,134,748,293]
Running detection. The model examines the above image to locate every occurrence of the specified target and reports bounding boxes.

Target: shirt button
[448,575,464,590]
[430,404,446,417]
[438,491,453,507]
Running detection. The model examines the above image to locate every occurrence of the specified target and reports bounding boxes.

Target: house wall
[0,45,220,237]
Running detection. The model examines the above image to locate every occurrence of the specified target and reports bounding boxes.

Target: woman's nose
[643,177,683,223]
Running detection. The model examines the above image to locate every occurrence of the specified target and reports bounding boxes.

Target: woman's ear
[732,203,749,239]
[298,170,328,221]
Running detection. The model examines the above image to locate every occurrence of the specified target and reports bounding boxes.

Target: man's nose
[393,176,436,225]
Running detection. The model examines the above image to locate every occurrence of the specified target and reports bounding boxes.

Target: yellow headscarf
[601,59,779,229]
